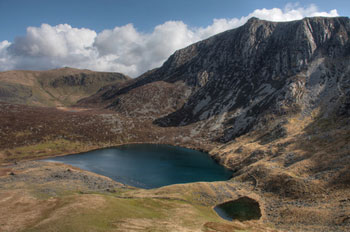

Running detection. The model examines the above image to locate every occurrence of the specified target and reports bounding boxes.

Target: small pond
[44,144,232,189]
[214,197,262,221]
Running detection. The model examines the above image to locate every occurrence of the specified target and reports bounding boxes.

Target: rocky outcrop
[49,72,127,88]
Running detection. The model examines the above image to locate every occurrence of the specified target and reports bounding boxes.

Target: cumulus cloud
[9,24,96,57]
[0,41,12,70]
[0,4,339,77]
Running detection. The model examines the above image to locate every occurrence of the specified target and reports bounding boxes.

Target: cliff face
[154,17,350,140]
[90,17,350,143]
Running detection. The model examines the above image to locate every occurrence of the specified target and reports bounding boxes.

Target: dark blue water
[44,144,232,189]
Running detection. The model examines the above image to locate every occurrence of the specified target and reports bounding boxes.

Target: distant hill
[0,67,130,107]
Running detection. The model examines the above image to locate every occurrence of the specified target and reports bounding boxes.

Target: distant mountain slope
[0,67,130,107]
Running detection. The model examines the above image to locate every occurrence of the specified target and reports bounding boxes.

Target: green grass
[25,195,172,232]
[19,182,226,232]
[4,139,89,161]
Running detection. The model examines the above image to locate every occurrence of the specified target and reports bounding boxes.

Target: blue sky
[1,0,348,41]
[0,1,348,75]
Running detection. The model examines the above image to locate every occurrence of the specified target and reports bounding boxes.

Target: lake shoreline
[42,144,233,189]
[2,141,226,169]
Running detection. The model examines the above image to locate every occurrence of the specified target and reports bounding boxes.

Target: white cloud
[0,40,13,70]
[9,24,96,57]
[0,4,339,77]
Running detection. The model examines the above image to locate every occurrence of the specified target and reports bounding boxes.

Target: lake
[214,197,262,221]
[44,144,233,189]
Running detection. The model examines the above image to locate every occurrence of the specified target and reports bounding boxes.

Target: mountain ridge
[82,16,350,141]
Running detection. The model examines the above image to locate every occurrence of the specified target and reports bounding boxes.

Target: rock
[258,123,287,145]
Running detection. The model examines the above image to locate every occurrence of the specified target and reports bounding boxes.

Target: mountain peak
[246,16,260,23]
[243,17,270,28]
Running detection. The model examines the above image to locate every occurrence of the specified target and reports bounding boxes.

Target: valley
[1,17,350,232]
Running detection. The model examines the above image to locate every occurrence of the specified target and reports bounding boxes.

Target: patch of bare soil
[56,107,90,112]
[0,168,11,177]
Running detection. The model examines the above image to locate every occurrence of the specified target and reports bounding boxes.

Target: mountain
[85,16,350,141]
[0,67,130,107]
[82,17,350,201]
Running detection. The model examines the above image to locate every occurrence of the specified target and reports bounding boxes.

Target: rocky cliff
[88,17,350,144]
[154,17,350,141]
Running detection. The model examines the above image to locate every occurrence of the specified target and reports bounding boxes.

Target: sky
[0,0,348,77]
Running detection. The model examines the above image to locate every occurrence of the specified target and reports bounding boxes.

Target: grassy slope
[0,162,272,232]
